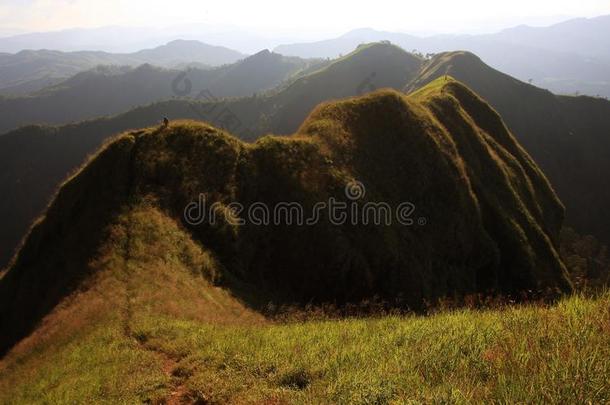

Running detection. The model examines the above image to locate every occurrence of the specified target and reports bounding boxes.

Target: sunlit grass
[0,79,605,404]
[0,316,169,404]
[3,291,608,404]
[134,292,610,403]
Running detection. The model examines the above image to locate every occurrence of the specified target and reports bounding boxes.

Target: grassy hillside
[0,80,570,356]
[0,42,421,270]
[407,51,610,244]
[0,203,264,403]
[274,24,610,98]
[3,44,610,281]
[1,236,607,404]
[0,205,606,403]
[268,42,423,134]
[1,80,604,403]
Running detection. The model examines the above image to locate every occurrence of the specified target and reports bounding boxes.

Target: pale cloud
[0,0,120,31]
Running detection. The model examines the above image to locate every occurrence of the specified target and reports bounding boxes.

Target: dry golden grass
[0,204,608,404]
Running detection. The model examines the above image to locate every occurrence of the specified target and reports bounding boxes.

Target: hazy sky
[1,0,610,36]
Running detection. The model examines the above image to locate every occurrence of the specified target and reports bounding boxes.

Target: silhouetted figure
[162,117,169,128]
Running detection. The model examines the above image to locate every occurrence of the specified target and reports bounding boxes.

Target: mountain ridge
[0,42,424,271]
[0,79,571,356]
[2,42,610,275]
[0,50,320,134]
[274,17,610,97]
[0,39,246,95]
[406,51,610,243]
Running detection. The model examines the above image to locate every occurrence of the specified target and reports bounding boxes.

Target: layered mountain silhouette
[0,42,422,269]
[2,41,610,274]
[3,16,610,97]
[406,51,610,245]
[0,50,320,134]
[0,79,571,355]
[275,16,610,97]
[488,15,610,62]
[0,40,245,95]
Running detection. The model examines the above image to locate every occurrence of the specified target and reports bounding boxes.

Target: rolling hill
[2,42,610,278]
[0,79,570,356]
[0,42,422,270]
[406,51,610,245]
[8,80,610,404]
[275,16,610,98]
[0,40,245,95]
[0,50,320,134]
[262,42,423,134]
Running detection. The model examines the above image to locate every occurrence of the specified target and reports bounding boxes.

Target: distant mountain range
[0,26,169,53]
[0,25,306,54]
[2,16,610,97]
[486,16,610,62]
[1,42,610,273]
[0,40,245,95]
[275,15,610,97]
[0,50,322,134]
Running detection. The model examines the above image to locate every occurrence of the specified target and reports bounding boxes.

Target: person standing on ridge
[162,117,169,128]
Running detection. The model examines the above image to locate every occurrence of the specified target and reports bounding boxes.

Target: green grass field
[2,204,608,403]
[138,295,610,404]
[2,289,609,403]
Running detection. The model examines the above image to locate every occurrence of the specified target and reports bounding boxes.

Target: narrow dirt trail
[162,357,191,405]
[118,210,195,405]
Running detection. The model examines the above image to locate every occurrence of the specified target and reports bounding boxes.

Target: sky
[1,0,610,37]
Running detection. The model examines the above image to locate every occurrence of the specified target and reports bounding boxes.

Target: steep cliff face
[407,51,610,243]
[0,79,570,355]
